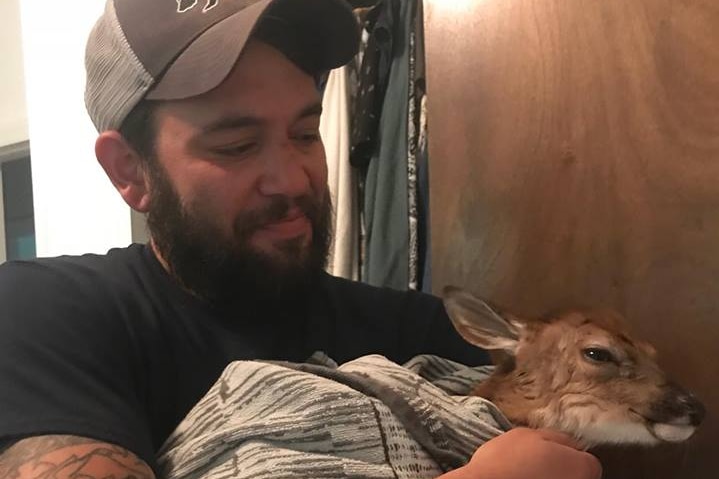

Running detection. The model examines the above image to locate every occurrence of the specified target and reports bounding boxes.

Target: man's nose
[257,143,311,197]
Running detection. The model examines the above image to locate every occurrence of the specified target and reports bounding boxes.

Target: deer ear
[442,286,523,353]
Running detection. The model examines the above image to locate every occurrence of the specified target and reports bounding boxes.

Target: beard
[145,161,332,312]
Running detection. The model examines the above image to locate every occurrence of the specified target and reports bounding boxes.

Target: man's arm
[0,435,155,479]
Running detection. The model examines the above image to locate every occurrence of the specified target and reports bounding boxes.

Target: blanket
[157,354,512,479]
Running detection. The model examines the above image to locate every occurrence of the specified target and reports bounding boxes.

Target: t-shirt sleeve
[0,260,156,470]
[318,274,492,366]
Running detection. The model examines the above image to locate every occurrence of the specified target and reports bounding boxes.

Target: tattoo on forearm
[0,435,153,479]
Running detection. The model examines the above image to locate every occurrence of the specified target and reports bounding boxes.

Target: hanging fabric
[417,93,432,293]
[361,0,413,290]
[406,0,421,291]
[356,0,429,291]
[412,0,432,293]
[350,4,394,171]
[342,0,433,291]
[321,66,360,281]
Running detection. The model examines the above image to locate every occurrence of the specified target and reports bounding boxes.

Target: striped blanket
[158,354,512,479]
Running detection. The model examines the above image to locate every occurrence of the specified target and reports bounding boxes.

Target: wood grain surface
[424,0,718,477]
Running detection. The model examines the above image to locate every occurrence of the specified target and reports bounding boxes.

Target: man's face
[144,40,331,306]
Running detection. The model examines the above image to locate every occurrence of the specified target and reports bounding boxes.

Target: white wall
[0,0,28,147]
[0,175,6,263]
[0,0,27,263]
[20,0,133,257]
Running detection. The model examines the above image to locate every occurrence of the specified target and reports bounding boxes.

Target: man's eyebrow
[296,102,323,121]
[200,115,262,135]
[199,102,323,135]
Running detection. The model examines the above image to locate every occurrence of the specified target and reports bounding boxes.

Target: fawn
[443,286,705,447]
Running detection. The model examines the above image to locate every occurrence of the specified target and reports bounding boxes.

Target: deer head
[442,286,705,447]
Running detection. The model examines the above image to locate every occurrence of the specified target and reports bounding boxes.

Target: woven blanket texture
[158,354,512,479]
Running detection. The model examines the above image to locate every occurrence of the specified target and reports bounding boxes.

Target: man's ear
[95,131,151,213]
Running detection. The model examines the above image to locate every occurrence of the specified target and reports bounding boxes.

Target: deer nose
[657,383,706,426]
[678,392,705,426]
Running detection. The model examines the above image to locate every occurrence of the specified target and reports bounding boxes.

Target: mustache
[232,194,323,238]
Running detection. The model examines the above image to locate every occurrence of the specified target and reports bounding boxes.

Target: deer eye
[582,347,616,364]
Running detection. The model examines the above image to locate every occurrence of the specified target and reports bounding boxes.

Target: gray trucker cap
[85,0,360,132]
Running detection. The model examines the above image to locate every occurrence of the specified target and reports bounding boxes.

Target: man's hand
[438,428,602,479]
[0,435,155,479]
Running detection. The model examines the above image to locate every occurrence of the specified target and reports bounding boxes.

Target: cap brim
[146,0,359,101]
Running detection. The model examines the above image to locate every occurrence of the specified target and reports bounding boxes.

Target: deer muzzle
[643,384,705,442]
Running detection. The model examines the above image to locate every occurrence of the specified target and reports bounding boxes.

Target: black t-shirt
[0,244,488,472]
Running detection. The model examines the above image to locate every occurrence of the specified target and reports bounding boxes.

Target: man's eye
[294,132,321,145]
[214,143,257,157]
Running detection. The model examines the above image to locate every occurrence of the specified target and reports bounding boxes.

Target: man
[0,1,601,478]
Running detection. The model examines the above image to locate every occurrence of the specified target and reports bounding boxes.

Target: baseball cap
[85,0,360,132]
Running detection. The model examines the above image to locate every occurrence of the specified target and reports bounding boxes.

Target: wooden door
[425,0,718,477]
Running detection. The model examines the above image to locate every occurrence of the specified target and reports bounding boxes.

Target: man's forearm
[0,435,155,479]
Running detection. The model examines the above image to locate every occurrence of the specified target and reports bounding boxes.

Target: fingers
[534,428,603,479]
[468,428,603,479]
[566,449,603,479]
[583,451,603,479]
[533,428,585,449]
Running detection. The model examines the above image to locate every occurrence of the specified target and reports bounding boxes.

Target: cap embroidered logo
[177,0,220,13]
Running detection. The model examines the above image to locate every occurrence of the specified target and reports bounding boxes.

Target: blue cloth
[364,0,416,290]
